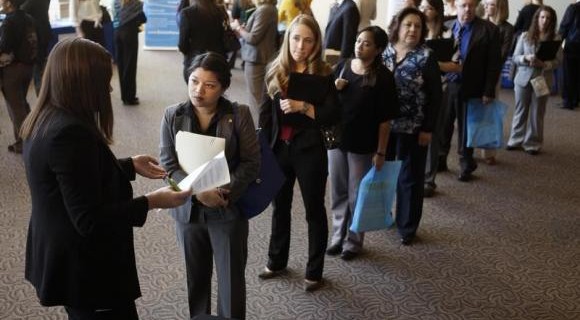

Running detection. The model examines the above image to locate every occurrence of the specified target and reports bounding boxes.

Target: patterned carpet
[0,46,579,320]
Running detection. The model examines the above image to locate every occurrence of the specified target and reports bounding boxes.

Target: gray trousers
[508,84,547,151]
[328,149,372,253]
[1,63,33,146]
[175,205,248,320]
[243,61,267,128]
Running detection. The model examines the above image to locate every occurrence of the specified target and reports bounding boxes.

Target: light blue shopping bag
[466,99,508,149]
[350,161,402,233]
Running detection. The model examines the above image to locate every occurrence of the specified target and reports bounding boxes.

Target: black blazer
[24,110,149,308]
[458,17,502,100]
[259,74,340,151]
[323,0,360,59]
[178,4,226,63]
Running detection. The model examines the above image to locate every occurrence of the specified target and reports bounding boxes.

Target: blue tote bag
[350,161,402,233]
[466,98,508,149]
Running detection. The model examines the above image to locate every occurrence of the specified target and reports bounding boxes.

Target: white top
[354,0,376,31]
[69,0,103,26]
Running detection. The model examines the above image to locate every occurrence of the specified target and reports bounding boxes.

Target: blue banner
[144,0,179,49]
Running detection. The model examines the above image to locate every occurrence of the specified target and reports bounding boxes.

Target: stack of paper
[175,131,230,194]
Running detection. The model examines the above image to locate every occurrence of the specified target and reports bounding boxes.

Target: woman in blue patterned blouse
[382,7,442,246]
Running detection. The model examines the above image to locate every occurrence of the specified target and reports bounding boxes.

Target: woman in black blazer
[20,38,190,320]
[258,14,340,292]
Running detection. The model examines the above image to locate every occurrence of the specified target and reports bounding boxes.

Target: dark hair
[20,38,114,143]
[357,26,389,87]
[527,5,557,44]
[10,0,25,8]
[388,7,428,46]
[186,52,232,89]
[424,0,445,36]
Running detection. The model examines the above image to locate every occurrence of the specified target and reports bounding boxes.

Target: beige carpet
[0,43,579,320]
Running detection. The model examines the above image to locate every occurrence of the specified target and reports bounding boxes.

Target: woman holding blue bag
[382,7,442,246]
[326,26,399,261]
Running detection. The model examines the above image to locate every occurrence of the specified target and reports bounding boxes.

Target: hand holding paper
[175,131,231,195]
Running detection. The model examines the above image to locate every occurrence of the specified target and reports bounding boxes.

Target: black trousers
[386,132,428,239]
[267,140,328,281]
[80,20,105,47]
[65,301,138,320]
[115,25,139,102]
[562,44,580,109]
[439,82,475,173]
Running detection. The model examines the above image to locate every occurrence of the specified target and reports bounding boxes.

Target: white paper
[178,151,230,194]
[175,131,226,175]
[175,131,230,194]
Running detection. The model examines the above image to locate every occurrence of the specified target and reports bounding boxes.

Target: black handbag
[321,125,342,150]
[223,23,241,52]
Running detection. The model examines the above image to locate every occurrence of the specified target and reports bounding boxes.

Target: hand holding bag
[466,98,508,149]
[350,162,402,233]
[530,75,550,97]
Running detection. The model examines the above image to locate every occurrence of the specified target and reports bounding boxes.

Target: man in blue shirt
[438,0,501,182]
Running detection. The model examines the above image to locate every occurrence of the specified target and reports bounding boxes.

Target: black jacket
[24,110,148,308]
[323,0,359,59]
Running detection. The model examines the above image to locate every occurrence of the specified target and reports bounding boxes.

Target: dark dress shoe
[340,250,358,261]
[423,183,436,198]
[258,267,286,279]
[326,244,342,256]
[7,143,22,154]
[457,171,473,182]
[123,98,140,106]
[525,149,539,155]
[505,145,519,151]
[437,161,448,172]
[401,236,414,246]
[304,279,324,292]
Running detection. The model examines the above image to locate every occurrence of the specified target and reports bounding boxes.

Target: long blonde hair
[266,14,331,97]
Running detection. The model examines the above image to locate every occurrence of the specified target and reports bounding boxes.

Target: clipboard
[425,38,455,62]
[535,40,562,61]
[287,72,331,105]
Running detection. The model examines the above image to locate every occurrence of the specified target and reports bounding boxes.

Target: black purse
[321,125,342,150]
[223,19,241,52]
[320,60,348,150]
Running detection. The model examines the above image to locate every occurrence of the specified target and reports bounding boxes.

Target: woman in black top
[258,14,340,292]
[326,26,399,260]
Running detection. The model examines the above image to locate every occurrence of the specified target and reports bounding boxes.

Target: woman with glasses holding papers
[507,6,561,156]
[159,52,259,320]
[258,14,340,292]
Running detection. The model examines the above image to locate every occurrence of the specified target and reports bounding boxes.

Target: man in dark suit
[20,0,52,94]
[323,0,360,59]
[559,0,580,110]
[439,0,501,182]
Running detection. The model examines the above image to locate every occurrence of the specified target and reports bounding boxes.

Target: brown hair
[389,7,428,46]
[20,38,114,144]
[526,5,557,44]
[266,14,331,97]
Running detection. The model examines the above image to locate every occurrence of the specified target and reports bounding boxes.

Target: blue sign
[144,0,180,49]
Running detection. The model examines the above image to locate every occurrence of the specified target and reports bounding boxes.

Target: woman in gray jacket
[507,6,561,155]
[159,52,260,320]
[234,0,278,126]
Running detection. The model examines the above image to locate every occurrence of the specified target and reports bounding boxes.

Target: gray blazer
[513,32,562,88]
[159,98,260,223]
[241,4,278,64]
